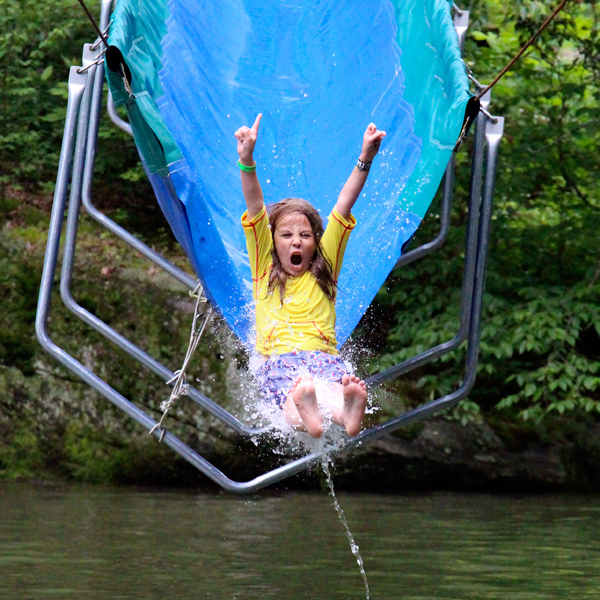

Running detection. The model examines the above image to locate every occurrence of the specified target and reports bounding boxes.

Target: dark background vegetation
[0,0,598,487]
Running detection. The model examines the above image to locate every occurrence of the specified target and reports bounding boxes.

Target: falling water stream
[321,457,370,600]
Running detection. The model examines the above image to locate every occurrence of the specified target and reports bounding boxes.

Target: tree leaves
[370,0,600,424]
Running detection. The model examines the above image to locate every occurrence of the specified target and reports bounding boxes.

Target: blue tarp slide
[106,0,471,348]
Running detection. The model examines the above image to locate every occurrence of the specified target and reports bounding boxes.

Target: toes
[341,374,350,385]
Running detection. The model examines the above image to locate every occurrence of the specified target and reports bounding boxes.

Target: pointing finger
[251,113,263,133]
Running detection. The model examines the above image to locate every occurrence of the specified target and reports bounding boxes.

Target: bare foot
[290,376,324,438]
[340,374,367,437]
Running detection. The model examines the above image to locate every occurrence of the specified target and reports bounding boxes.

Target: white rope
[150,282,211,441]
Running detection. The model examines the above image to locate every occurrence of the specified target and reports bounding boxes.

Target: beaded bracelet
[356,158,372,172]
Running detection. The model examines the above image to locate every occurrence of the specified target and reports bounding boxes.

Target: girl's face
[274,212,316,277]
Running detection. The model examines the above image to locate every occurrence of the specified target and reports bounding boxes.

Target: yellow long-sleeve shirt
[241,206,356,356]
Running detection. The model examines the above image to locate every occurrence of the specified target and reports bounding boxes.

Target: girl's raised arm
[335,123,386,220]
[235,113,264,219]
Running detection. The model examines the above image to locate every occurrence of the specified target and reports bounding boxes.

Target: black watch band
[356,158,372,171]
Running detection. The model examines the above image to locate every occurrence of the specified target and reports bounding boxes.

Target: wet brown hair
[266,198,336,302]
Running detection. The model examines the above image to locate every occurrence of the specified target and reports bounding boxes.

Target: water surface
[1,483,599,599]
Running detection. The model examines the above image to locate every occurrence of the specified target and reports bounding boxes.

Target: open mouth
[290,254,302,266]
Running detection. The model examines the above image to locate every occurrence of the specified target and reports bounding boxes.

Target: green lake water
[1,482,599,599]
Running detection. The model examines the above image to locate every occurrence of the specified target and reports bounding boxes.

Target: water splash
[321,456,370,600]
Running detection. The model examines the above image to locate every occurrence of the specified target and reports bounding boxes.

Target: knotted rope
[150,283,212,442]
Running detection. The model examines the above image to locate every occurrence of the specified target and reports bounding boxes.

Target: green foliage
[0,227,42,375]
[1,0,91,186]
[369,0,600,424]
[0,426,45,479]
[0,0,151,202]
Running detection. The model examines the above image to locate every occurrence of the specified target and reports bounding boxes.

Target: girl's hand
[360,123,386,162]
[235,113,262,164]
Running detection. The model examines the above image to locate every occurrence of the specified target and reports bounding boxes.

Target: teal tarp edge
[393,0,472,220]
[106,0,182,169]
[106,0,207,283]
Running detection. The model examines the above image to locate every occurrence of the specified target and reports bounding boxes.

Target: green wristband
[237,160,257,172]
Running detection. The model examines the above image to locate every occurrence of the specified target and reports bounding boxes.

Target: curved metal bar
[38,0,505,493]
[33,67,279,493]
[58,48,267,437]
[81,55,196,290]
[36,66,88,375]
[350,113,504,448]
[43,65,503,493]
[366,91,491,388]
[393,154,455,270]
[107,91,133,136]
[99,0,112,34]
[468,115,504,369]
[454,8,470,52]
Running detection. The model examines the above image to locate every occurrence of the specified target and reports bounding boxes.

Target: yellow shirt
[242,206,356,356]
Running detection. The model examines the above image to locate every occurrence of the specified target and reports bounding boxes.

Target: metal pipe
[366,91,491,388]
[454,9,470,52]
[80,47,196,290]
[465,116,504,375]
[36,1,506,493]
[36,67,87,355]
[107,91,133,136]
[99,0,112,32]
[393,153,455,270]
[38,95,504,494]
[59,48,267,437]
[33,69,277,493]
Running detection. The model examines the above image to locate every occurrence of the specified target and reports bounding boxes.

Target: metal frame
[36,0,504,493]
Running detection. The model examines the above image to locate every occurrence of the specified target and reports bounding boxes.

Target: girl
[235,114,385,438]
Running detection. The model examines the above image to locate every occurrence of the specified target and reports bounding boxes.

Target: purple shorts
[255,351,351,407]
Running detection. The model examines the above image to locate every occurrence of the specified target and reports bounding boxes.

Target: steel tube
[346,114,504,450]
[59,49,267,437]
[36,67,87,355]
[393,154,455,270]
[107,91,133,135]
[454,9,470,52]
[81,55,197,290]
[366,92,491,388]
[38,0,505,492]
